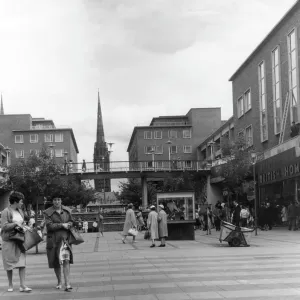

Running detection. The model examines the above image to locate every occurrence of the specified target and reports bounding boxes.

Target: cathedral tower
[93,91,111,192]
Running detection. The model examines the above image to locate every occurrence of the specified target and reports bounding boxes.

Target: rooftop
[229,0,299,81]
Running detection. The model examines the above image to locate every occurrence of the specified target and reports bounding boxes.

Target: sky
[0,0,297,191]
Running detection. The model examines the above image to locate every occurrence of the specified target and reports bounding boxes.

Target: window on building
[144,131,152,139]
[55,133,63,142]
[237,96,244,118]
[168,130,177,139]
[44,133,53,142]
[245,125,253,147]
[144,145,155,154]
[183,129,191,138]
[183,145,192,153]
[288,29,298,123]
[30,134,38,143]
[55,149,64,157]
[155,145,163,154]
[15,150,24,158]
[156,161,163,169]
[244,89,251,112]
[154,131,162,139]
[184,160,192,168]
[15,135,24,144]
[30,149,39,156]
[258,61,268,142]
[272,47,282,134]
[170,145,177,154]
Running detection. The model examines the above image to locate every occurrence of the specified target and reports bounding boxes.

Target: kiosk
[157,192,196,240]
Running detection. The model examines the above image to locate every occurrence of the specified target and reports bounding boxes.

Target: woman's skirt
[2,240,26,271]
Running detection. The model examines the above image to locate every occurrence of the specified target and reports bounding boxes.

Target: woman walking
[121,203,137,244]
[1,192,32,292]
[44,196,74,292]
[147,205,159,247]
[158,204,168,247]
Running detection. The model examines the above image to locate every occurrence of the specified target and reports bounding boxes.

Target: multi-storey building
[197,117,235,162]
[228,0,300,203]
[127,108,222,168]
[0,114,79,166]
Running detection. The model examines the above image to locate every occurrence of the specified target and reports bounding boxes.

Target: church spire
[0,94,4,115]
[96,89,105,144]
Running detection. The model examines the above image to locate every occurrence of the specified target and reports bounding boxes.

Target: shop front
[257,147,300,205]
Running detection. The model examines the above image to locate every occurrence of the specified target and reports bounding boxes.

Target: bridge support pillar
[141,177,148,209]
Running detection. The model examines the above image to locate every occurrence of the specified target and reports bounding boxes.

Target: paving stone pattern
[0,228,300,299]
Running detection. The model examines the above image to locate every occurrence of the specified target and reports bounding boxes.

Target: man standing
[288,201,297,231]
[231,201,241,227]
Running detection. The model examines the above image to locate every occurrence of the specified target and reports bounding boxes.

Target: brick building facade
[127,108,222,169]
[0,114,79,167]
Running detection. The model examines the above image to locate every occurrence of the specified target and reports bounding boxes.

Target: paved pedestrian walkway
[0,228,300,299]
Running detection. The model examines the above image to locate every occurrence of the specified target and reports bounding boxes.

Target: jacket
[1,207,27,241]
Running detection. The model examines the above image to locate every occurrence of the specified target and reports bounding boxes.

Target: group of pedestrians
[195,200,255,233]
[1,192,77,293]
[121,203,168,248]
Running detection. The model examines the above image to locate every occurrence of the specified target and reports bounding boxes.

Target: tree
[119,173,206,207]
[220,133,253,193]
[8,146,62,206]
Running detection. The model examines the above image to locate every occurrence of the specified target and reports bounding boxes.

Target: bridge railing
[65,160,209,174]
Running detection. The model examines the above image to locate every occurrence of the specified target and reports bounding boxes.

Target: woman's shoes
[19,287,32,292]
[7,287,13,292]
[150,244,155,248]
[158,244,165,247]
[56,285,62,289]
[122,239,125,244]
[64,285,73,292]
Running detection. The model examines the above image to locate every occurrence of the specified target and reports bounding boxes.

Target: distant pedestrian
[231,201,241,227]
[122,203,137,244]
[158,205,168,247]
[99,214,104,236]
[82,220,88,233]
[147,205,159,247]
[136,209,145,231]
[240,205,250,227]
[92,221,98,232]
[206,207,213,235]
[213,204,221,231]
[77,219,82,232]
[288,201,297,231]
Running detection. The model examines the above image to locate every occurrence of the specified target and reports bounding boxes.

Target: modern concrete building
[0,114,79,166]
[127,108,222,168]
[206,1,300,205]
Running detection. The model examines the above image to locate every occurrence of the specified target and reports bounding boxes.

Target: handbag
[128,228,138,237]
[144,230,150,240]
[22,227,43,251]
[8,226,25,243]
[69,227,84,245]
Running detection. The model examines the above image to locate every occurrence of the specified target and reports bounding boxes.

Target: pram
[219,221,255,247]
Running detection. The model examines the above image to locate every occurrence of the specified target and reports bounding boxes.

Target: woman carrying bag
[1,192,32,292]
[121,203,137,244]
[44,196,74,292]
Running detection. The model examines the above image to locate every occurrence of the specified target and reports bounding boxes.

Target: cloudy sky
[0,0,296,190]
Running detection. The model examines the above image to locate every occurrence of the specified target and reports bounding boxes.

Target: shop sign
[257,148,300,185]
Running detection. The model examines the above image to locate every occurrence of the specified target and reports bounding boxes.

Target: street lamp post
[251,152,258,236]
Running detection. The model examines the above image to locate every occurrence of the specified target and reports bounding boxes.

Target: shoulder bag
[69,227,84,245]
[22,227,43,251]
